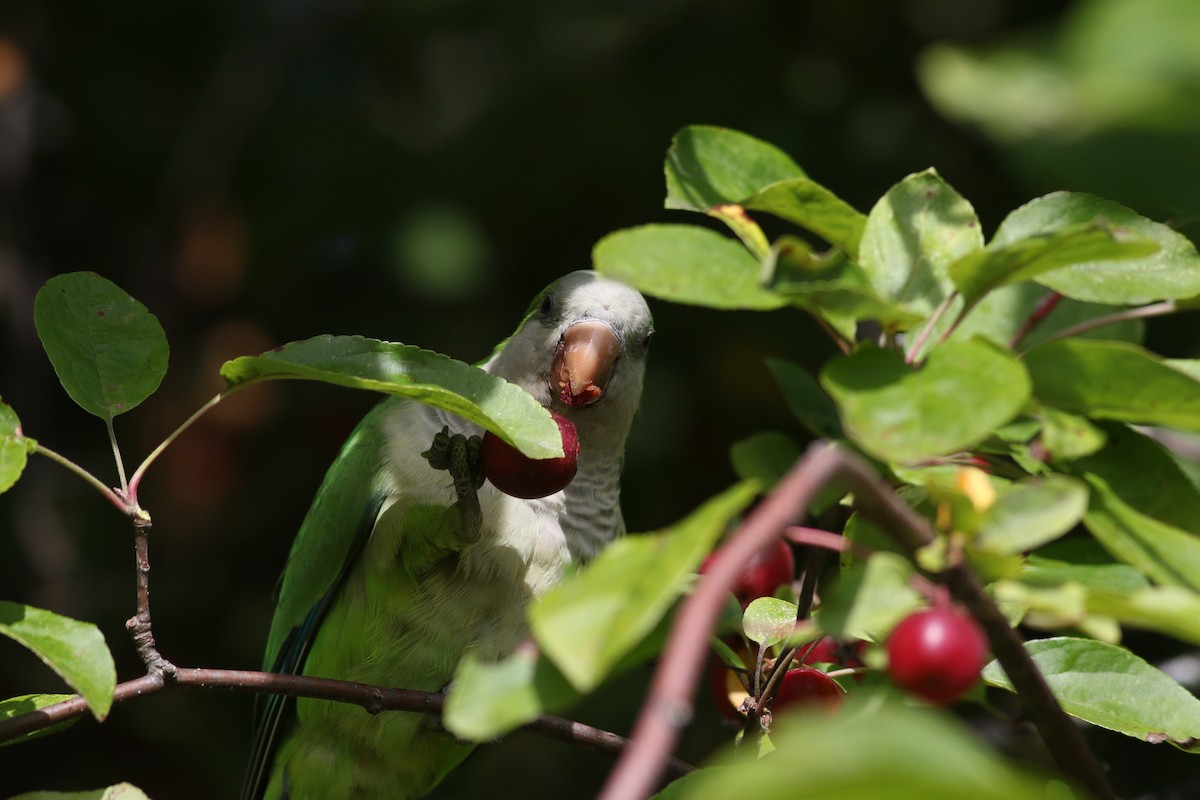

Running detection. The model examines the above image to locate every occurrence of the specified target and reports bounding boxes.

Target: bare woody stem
[0,668,695,780]
[126,515,175,678]
[597,442,1113,800]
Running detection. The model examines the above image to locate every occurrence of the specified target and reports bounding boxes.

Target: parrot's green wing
[241,401,393,800]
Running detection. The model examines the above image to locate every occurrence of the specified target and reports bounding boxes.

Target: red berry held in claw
[886,608,988,705]
[482,412,579,499]
[773,667,843,713]
[700,538,795,607]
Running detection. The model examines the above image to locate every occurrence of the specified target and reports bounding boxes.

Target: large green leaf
[220,335,562,459]
[949,222,1158,304]
[0,602,115,721]
[1080,473,1200,593]
[975,475,1089,554]
[652,697,1051,799]
[820,339,1030,464]
[766,359,842,439]
[0,399,33,494]
[992,192,1200,304]
[743,178,867,258]
[767,241,925,329]
[857,169,984,317]
[984,637,1200,751]
[593,224,785,310]
[530,482,758,692]
[730,431,802,491]
[818,552,923,641]
[664,125,805,212]
[1025,339,1200,430]
[33,272,169,421]
[443,646,577,741]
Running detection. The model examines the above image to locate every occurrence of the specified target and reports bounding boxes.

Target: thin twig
[1008,291,1063,350]
[0,668,694,779]
[125,515,175,677]
[128,392,225,497]
[1019,300,1178,355]
[598,443,1114,800]
[106,417,129,494]
[905,291,959,364]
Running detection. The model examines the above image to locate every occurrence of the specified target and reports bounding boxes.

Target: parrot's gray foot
[422,426,485,544]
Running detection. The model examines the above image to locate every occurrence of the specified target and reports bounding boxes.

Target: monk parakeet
[242,271,653,799]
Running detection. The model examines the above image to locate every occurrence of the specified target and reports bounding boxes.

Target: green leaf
[858,169,984,317]
[730,431,801,490]
[818,552,923,642]
[653,697,1052,799]
[33,272,169,421]
[975,475,1089,554]
[1086,586,1200,647]
[221,335,562,459]
[0,693,76,747]
[11,784,151,800]
[820,339,1031,464]
[664,125,805,212]
[1026,339,1200,430]
[1036,408,1107,462]
[992,192,1200,304]
[949,222,1158,304]
[766,359,843,439]
[767,243,925,329]
[443,645,577,742]
[593,224,785,310]
[0,399,32,494]
[742,597,799,647]
[743,178,867,258]
[530,482,759,691]
[1080,472,1200,592]
[0,602,115,721]
[1020,557,1149,594]
[984,637,1200,750]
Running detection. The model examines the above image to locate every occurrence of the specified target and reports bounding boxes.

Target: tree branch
[0,668,693,779]
[597,442,1113,800]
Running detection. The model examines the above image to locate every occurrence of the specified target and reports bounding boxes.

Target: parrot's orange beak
[552,320,621,407]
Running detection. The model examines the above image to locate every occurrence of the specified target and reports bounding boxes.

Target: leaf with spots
[34,273,168,422]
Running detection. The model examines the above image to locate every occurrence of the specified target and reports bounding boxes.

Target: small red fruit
[772,667,843,713]
[700,538,795,607]
[886,608,988,705]
[482,412,580,499]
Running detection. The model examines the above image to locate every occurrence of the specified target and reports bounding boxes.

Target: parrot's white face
[485,270,653,454]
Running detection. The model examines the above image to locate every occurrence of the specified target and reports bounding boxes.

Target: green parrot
[242,271,653,799]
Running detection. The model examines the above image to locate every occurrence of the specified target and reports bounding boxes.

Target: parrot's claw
[423,426,485,544]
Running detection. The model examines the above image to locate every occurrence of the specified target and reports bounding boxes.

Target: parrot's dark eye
[538,292,556,322]
[641,329,654,351]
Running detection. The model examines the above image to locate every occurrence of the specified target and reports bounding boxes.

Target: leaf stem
[1008,291,1063,350]
[106,417,129,494]
[128,391,226,496]
[32,443,129,513]
[905,291,959,365]
[1018,299,1179,355]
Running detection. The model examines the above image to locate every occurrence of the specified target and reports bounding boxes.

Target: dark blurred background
[2,0,1199,797]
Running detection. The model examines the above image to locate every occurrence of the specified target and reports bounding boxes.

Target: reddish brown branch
[598,442,1113,800]
[0,668,693,780]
